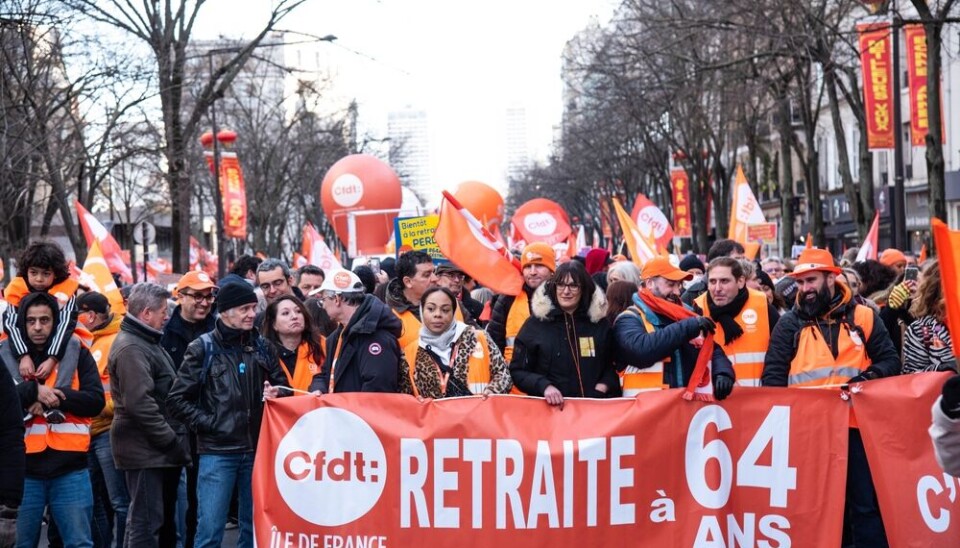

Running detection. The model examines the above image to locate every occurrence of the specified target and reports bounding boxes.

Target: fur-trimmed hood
[530,282,607,323]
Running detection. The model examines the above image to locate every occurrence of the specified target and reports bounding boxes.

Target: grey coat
[109,314,191,470]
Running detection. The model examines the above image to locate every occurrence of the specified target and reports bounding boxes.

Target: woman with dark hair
[262,295,325,391]
[605,281,639,325]
[851,260,898,306]
[510,261,620,408]
[404,287,511,398]
[903,260,956,373]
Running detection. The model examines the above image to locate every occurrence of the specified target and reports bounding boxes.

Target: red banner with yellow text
[854,372,960,547]
[858,22,895,149]
[905,25,945,146]
[254,389,848,547]
[670,168,692,238]
[203,151,248,239]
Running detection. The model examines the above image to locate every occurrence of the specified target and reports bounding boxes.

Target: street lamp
[203,34,337,278]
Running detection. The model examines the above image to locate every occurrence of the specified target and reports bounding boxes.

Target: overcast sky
[194,0,615,202]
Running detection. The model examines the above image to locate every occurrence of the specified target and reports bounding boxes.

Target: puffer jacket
[613,294,735,388]
[510,284,620,398]
[310,295,404,394]
[109,314,191,469]
[167,320,287,454]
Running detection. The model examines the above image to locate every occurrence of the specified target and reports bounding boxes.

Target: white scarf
[418,319,467,368]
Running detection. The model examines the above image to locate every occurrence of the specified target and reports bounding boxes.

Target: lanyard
[328,330,348,393]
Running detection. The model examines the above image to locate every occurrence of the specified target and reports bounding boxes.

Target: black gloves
[941,375,960,420]
[696,316,716,335]
[848,369,879,384]
[713,374,734,401]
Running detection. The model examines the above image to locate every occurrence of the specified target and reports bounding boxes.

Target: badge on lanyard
[579,337,595,357]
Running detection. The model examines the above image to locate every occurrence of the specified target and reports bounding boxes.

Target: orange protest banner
[905,24,945,146]
[219,153,248,238]
[858,23,895,149]
[254,389,848,546]
[853,372,960,545]
[670,168,692,238]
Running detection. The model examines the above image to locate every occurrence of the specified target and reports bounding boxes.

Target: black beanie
[217,282,257,313]
[679,254,705,273]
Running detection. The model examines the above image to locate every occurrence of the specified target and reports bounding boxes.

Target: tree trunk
[777,96,796,256]
[926,23,947,225]
[824,65,864,241]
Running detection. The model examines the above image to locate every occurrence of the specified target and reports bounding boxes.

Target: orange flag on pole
[919,243,928,264]
[75,201,133,282]
[612,197,658,266]
[805,233,814,251]
[434,191,523,296]
[932,219,960,358]
[301,223,343,271]
[80,240,126,315]
[855,212,880,262]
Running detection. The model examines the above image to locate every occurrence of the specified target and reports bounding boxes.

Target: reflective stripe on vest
[505,291,531,395]
[1,337,92,453]
[695,289,770,387]
[616,307,667,395]
[787,304,874,388]
[404,329,492,398]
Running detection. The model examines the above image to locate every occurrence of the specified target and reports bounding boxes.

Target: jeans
[195,453,254,548]
[844,429,888,547]
[17,469,93,548]
[88,432,129,547]
[124,467,181,548]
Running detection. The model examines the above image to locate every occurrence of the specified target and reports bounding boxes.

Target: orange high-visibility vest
[1,338,91,453]
[788,304,874,388]
[88,314,121,437]
[695,289,770,387]
[504,291,531,395]
[616,306,669,396]
[404,329,492,398]
[279,340,323,392]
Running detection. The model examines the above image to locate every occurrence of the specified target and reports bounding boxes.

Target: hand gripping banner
[254,388,848,547]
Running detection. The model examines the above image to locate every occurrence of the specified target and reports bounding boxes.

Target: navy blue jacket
[160,306,217,370]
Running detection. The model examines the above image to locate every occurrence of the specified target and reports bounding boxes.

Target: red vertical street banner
[254,389,848,546]
[858,22,895,149]
[670,168,692,237]
[218,152,248,238]
[905,24,945,146]
[853,372,960,545]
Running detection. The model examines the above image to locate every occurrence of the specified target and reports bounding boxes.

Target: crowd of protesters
[1,237,959,548]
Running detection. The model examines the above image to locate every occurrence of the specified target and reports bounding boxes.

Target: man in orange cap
[879,248,907,276]
[488,242,556,366]
[762,247,900,546]
[613,257,735,398]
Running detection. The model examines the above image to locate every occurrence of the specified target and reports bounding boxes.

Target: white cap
[311,268,364,296]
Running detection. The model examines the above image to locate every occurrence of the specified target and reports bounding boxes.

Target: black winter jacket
[487,284,536,354]
[110,315,191,470]
[510,285,620,398]
[160,305,217,369]
[0,345,24,506]
[310,295,403,394]
[613,295,735,388]
[761,284,901,386]
[167,320,287,454]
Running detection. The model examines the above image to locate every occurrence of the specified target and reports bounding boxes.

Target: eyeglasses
[180,291,216,303]
[556,282,581,293]
[259,279,288,292]
[438,272,465,282]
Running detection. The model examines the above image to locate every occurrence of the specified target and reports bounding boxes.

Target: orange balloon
[453,181,504,231]
[321,154,403,255]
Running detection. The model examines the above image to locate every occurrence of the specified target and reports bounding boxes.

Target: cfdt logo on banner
[275,408,387,526]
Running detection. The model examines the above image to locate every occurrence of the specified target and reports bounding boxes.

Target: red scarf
[636,288,716,401]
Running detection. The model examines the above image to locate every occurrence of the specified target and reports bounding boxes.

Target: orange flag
[728,165,766,244]
[434,191,523,296]
[805,233,814,251]
[301,223,343,271]
[919,243,928,264]
[75,201,133,282]
[80,240,126,315]
[612,197,658,266]
[932,219,960,358]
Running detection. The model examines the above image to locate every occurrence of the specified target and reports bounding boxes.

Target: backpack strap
[198,333,216,386]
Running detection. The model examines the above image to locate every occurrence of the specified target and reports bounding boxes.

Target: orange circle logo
[333,271,352,289]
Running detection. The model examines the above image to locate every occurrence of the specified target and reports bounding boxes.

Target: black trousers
[123,467,181,548]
